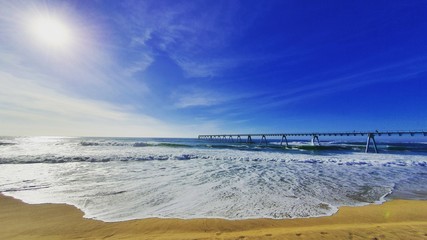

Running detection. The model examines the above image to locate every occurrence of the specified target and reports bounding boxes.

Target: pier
[198,131,427,153]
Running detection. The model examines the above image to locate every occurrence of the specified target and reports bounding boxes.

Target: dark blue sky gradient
[85,0,427,133]
[1,0,426,136]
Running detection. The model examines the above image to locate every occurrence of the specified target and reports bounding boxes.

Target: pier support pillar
[229,136,233,142]
[260,135,267,146]
[311,135,320,146]
[365,133,378,153]
[280,135,289,148]
[247,135,252,143]
[237,135,241,143]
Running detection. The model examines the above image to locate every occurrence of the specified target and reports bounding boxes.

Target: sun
[30,15,73,49]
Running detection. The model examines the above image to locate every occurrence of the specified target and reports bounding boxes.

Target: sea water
[0,136,426,222]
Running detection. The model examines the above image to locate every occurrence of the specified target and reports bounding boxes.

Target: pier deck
[198,131,427,153]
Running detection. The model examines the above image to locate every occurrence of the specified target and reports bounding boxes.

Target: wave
[155,143,192,148]
[2,158,424,222]
[1,141,426,222]
[79,141,193,148]
[3,137,423,155]
[133,142,146,147]
[385,144,427,152]
[1,154,426,167]
[0,153,201,164]
[80,141,127,147]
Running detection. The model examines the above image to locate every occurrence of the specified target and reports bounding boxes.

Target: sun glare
[31,15,73,49]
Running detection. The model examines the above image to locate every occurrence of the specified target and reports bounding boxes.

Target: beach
[1,137,427,239]
[1,194,426,239]
[1,0,426,238]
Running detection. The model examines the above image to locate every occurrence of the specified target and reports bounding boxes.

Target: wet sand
[1,193,426,239]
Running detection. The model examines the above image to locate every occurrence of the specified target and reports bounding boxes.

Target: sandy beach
[0,194,426,239]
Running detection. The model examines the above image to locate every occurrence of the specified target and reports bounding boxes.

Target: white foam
[0,137,426,222]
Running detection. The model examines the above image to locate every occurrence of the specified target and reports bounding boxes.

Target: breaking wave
[1,136,426,222]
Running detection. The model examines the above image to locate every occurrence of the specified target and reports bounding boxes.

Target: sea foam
[0,136,426,222]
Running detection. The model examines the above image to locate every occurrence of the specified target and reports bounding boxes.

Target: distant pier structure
[198,131,427,153]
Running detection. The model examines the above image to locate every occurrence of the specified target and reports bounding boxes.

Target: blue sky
[0,0,426,137]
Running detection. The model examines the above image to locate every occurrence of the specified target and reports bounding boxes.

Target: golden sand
[1,194,426,239]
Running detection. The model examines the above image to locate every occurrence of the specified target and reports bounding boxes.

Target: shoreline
[1,194,427,239]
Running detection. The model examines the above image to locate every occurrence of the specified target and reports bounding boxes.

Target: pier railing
[198,131,427,153]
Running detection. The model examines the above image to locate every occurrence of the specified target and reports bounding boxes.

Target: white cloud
[249,57,427,109]
[172,88,226,109]
[0,68,227,137]
[130,29,153,47]
[173,57,238,78]
[115,1,245,79]
[0,1,240,137]
[124,53,154,77]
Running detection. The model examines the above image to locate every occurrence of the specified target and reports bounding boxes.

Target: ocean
[0,136,426,222]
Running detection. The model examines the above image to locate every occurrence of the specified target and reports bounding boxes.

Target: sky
[0,0,426,137]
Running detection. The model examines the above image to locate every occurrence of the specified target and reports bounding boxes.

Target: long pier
[198,131,427,153]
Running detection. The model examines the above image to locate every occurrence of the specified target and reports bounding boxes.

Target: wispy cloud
[173,57,239,78]
[114,0,250,79]
[248,57,427,109]
[172,88,226,109]
[123,53,154,77]
[0,1,205,137]
[0,0,153,104]
[3,0,424,136]
[0,67,225,137]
